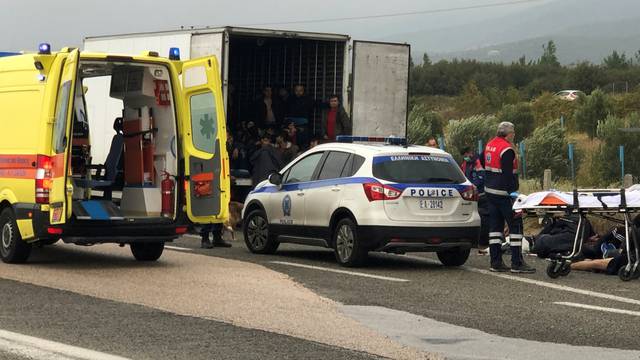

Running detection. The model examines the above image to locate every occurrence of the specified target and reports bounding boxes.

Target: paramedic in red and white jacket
[484,122,535,274]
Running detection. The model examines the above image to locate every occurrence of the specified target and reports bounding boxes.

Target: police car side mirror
[268,172,283,186]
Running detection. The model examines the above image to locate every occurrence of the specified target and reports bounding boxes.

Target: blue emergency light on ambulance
[38,43,51,55]
[169,47,180,60]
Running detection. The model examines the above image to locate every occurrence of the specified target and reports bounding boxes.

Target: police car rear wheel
[0,208,32,264]
[244,210,279,254]
[436,247,470,267]
[333,218,367,267]
[130,242,164,261]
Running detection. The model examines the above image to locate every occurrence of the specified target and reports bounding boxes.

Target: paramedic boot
[201,234,214,249]
[213,232,232,248]
[510,250,536,274]
[489,243,509,272]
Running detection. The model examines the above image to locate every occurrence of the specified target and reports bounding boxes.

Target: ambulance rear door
[179,56,229,223]
[49,49,80,225]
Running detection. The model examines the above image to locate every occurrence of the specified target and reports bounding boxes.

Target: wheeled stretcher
[513,188,640,281]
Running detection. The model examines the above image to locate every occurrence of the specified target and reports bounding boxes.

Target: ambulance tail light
[460,185,479,202]
[35,155,53,204]
[363,183,401,202]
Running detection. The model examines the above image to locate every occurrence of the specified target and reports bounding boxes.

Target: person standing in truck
[286,84,315,148]
[484,122,535,274]
[253,86,282,129]
[321,94,351,141]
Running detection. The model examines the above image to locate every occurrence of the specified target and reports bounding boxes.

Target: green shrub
[407,105,445,145]
[455,81,490,116]
[445,114,499,160]
[574,89,612,138]
[595,113,640,182]
[531,92,578,129]
[523,119,569,180]
[498,102,536,139]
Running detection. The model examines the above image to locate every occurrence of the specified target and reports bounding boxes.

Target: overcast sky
[0,0,549,51]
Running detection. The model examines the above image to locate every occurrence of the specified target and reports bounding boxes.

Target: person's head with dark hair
[328,94,340,109]
[260,133,272,147]
[294,84,305,98]
[460,147,474,162]
[426,136,438,147]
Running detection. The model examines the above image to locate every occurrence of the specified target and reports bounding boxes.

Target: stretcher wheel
[546,262,561,279]
[559,262,571,276]
[618,267,634,282]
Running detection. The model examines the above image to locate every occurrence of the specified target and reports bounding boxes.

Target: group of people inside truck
[226,83,352,191]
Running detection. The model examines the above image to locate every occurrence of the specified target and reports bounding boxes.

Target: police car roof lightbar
[336,135,407,146]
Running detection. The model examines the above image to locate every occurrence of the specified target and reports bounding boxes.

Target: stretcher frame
[518,188,640,281]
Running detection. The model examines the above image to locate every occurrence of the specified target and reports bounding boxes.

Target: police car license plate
[419,199,443,210]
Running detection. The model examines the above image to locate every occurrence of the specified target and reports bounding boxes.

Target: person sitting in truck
[320,94,351,141]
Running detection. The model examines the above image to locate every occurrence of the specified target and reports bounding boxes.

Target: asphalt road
[0,277,380,360]
[173,234,640,353]
[1,232,639,360]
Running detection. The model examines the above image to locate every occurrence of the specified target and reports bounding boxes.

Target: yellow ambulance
[0,44,229,263]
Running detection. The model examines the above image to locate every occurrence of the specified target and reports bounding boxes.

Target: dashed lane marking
[402,255,640,307]
[164,245,193,252]
[269,261,410,282]
[554,302,640,317]
[0,329,130,360]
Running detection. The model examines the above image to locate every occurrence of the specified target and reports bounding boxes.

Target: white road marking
[269,261,410,282]
[554,302,640,317]
[164,245,193,252]
[402,255,640,307]
[0,329,130,360]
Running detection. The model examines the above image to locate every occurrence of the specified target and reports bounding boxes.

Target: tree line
[410,41,640,98]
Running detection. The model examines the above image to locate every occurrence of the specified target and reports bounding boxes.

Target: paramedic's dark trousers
[487,193,523,266]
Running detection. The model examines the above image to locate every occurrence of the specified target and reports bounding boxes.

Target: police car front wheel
[436,247,470,267]
[333,218,367,267]
[0,208,32,264]
[243,210,279,254]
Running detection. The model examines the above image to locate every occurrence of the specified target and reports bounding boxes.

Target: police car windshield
[372,155,466,184]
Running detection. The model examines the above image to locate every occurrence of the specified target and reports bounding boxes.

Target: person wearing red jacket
[484,122,535,274]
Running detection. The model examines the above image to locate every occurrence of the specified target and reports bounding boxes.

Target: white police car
[242,137,481,267]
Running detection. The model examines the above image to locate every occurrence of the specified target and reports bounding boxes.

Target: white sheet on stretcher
[513,188,640,210]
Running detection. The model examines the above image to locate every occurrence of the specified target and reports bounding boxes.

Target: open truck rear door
[351,41,410,138]
[180,56,228,223]
[49,49,80,225]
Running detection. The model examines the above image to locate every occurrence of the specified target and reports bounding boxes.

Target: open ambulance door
[180,56,228,223]
[49,49,80,225]
[350,41,410,138]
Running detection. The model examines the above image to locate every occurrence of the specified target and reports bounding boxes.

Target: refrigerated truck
[84,27,410,146]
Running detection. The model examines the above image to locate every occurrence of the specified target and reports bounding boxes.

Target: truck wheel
[437,247,470,266]
[333,218,367,267]
[243,209,279,254]
[130,242,164,261]
[0,208,31,264]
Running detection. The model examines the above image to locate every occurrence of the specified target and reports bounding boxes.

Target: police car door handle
[297,191,305,197]
[331,186,341,192]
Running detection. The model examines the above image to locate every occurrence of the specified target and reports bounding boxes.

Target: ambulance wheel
[437,247,471,266]
[0,208,31,264]
[130,242,164,261]
[618,266,634,282]
[546,261,561,279]
[244,210,279,254]
[559,262,571,276]
[333,218,367,267]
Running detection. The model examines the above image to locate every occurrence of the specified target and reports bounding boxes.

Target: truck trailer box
[84,27,410,141]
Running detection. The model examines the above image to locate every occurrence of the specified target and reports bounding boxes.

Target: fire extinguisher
[161,171,175,218]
